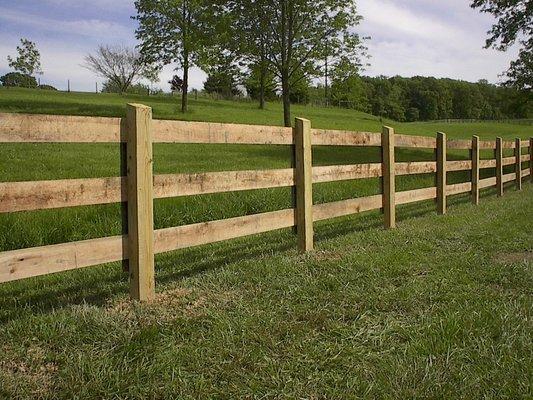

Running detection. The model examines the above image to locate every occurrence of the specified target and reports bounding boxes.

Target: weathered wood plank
[479,177,496,189]
[0,177,125,213]
[447,182,472,196]
[447,160,472,172]
[152,119,293,145]
[154,209,295,254]
[126,104,155,301]
[396,162,436,175]
[0,235,126,283]
[395,134,437,149]
[0,113,123,143]
[479,159,497,169]
[447,139,472,150]
[479,141,496,150]
[294,118,313,252]
[502,156,516,166]
[396,187,437,205]
[312,129,382,146]
[503,173,515,183]
[382,126,396,229]
[313,164,382,182]
[152,119,382,146]
[313,195,383,221]
[156,169,295,198]
[437,132,447,214]
[471,136,480,205]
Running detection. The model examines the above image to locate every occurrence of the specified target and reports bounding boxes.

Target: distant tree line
[330,75,531,121]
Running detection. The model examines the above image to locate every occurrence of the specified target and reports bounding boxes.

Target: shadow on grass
[0,185,516,323]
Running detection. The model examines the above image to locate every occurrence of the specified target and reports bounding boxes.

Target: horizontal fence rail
[0,108,531,300]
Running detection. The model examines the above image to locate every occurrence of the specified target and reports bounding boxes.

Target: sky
[0,0,519,92]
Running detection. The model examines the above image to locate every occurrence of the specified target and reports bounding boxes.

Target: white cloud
[0,7,132,41]
[357,0,518,83]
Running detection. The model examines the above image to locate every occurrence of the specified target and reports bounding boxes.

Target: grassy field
[0,87,532,398]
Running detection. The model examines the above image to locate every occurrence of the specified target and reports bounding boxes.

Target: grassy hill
[0,87,531,398]
[1,87,532,141]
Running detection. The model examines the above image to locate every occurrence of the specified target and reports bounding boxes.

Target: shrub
[38,84,57,91]
[0,72,38,88]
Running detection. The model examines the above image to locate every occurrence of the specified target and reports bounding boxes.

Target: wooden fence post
[496,137,503,197]
[294,118,313,252]
[530,138,533,183]
[515,138,522,190]
[381,126,395,229]
[436,132,447,215]
[126,103,155,301]
[471,135,480,205]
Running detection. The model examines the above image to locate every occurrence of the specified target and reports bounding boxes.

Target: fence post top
[127,103,151,110]
[382,126,394,134]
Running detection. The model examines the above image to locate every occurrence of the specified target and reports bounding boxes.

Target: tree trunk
[259,65,266,110]
[181,61,189,113]
[281,70,291,127]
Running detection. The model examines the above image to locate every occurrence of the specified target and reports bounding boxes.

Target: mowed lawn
[0,87,532,398]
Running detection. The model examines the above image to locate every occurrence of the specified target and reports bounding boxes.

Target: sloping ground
[0,185,531,399]
[1,87,531,141]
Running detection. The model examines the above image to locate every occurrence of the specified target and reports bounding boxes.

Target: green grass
[0,87,532,398]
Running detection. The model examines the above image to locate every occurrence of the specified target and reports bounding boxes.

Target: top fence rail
[2,113,528,149]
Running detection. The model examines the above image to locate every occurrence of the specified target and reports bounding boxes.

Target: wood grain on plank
[0,113,123,143]
[313,195,383,221]
[154,209,295,254]
[0,235,126,283]
[396,187,437,205]
[447,160,472,172]
[479,177,496,189]
[447,182,472,196]
[395,134,437,149]
[447,139,472,149]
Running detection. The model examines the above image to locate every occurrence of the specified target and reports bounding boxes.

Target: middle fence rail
[0,106,531,301]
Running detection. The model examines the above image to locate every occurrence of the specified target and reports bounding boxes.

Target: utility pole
[67,79,70,93]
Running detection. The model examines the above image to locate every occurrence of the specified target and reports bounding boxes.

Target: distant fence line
[0,107,531,301]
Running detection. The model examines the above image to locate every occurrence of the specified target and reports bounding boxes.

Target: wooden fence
[0,104,531,301]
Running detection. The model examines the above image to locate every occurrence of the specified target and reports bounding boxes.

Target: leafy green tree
[134,0,214,112]
[330,75,370,112]
[203,54,242,98]
[7,38,42,76]
[0,72,38,88]
[471,0,532,90]
[244,64,277,102]
[220,0,274,109]
[249,0,366,126]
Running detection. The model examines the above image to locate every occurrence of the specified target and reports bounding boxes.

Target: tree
[134,0,213,112]
[244,64,277,102]
[7,38,42,76]
[83,45,158,94]
[222,0,274,109]
[262,0,366,126]
[169,75,184,92]
[203,54,242,98]
[0,72,38,88]
[471,0,533,90]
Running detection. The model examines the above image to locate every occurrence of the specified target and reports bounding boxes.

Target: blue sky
[0,0,519,92]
